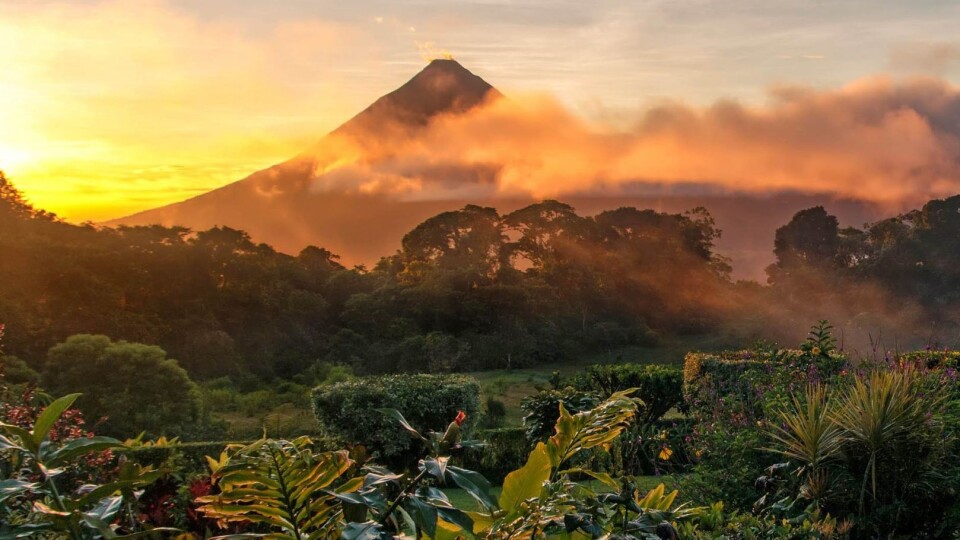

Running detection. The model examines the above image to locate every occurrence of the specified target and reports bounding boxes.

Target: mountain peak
[418,58,476,78]
[336,59,500,134]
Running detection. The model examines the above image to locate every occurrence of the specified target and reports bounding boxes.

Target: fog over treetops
[109,60,960,280]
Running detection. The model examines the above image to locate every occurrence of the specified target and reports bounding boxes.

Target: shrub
[0,355,40,385]
[43,334,204,439]
[458,427,529,484]
[480,396,507,428]
[520,387,599,443]
[573,363,684,422]
[681,341,849,509]
[312,373,480,468]
[766,367,960,537]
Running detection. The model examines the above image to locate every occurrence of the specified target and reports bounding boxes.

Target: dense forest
[1,171,959,385]
[4,171,960,538]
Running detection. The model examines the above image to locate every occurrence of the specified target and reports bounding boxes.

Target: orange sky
[0,1,373,220]
[2,0,959,221]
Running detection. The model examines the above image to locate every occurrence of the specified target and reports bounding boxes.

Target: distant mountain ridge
[109,59,888,281]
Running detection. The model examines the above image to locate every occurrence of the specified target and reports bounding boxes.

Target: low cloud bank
[310,77,960,206]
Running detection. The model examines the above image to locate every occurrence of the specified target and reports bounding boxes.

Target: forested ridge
[1,171,959,384]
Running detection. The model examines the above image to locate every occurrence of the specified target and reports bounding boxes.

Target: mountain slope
[109,59,888,280]
[109,59,503,258]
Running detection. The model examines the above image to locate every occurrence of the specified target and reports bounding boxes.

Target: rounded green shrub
[312,373,480,468]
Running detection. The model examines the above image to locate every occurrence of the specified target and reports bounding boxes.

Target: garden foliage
[681,327,849,509]
[312,374,480,467]
[572,363,684,422]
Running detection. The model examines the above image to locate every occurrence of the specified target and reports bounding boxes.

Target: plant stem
[379,469,428,526]
[46,473,82,540]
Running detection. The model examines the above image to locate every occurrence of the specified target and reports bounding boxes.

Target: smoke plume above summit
[308,76,960,207]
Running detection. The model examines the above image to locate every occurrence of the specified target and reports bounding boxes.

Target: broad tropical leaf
[499,442,550,514]
[32,393,81,448]
[546,389,640,469]
[196,437,355,540]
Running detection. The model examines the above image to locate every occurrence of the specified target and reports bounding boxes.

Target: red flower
[454,411,466,426]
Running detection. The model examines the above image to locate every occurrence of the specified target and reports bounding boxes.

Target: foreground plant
[196,437,358,540]
[0,393,168,539]
[766,368,956,537]
[349,390,698,539]
[480,389,699,539]
[191,390,699,539]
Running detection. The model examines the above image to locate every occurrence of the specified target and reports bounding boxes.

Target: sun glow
[0,0,372,222]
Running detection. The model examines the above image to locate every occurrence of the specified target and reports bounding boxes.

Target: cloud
[309,76,960,205]
[889,42,960,76]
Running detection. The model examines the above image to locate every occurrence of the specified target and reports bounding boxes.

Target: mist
[309,76,960,207]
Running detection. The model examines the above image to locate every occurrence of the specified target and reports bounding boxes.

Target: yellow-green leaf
[499,443,550,513]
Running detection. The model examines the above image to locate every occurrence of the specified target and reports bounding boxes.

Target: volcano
[110,59,886,280]
[109,59,509,264]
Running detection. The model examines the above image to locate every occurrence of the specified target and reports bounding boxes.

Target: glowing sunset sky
[2,0,959,221]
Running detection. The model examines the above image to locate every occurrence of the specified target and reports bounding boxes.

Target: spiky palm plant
[829,370,946,515]
[769,384,844,470]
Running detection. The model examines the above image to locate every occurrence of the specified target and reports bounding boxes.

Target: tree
[0,171,56,223]
[43,334,202,438]
[770,207,840,271]
[399,204,505,284]
[502,200,588,269]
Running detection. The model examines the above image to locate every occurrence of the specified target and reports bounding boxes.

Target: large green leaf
[45,436,124,467]
[84,495,124,523]
[0,433,26,453]
[375,408,426,440]
[404,495,438,538]
[0,479,38,503]
[421,456,449,482]
[341,520,385,540]
[498,442,550,513]
[0,423,37,455]
[434,505,474,538]
[445,465,496,510]
[32,393,81,448]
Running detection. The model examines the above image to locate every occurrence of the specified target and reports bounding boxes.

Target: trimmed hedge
[898,350,960,370]
[457,427,529,485]
[572,363,684,422]
[312,374,480,468]
[683,349,847,422]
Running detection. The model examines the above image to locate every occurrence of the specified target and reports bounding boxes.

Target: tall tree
[768,206,840,282]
